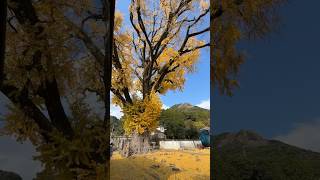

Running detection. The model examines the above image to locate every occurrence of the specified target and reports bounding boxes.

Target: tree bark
[120,131,151,157]
[131,131,151,154]
[0,0,7,86]
[1,84,53,141]
[102,0,115,179]
[6,0,74,139]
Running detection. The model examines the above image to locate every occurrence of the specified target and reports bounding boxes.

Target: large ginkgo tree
[106,0,210,155]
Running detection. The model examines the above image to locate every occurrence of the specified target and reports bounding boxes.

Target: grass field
[111,149,210,180]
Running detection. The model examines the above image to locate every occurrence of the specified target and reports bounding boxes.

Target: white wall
[159,140,202,150]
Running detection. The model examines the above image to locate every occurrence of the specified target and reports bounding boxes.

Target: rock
[150,164,160,169]
[171,167,181,172]
[160,159,166,163]
[0,170,22,180]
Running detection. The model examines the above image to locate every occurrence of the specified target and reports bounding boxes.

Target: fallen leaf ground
[111,149,210,180]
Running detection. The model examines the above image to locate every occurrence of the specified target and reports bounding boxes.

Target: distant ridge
[170,103,194,109]
[213,130,320,179]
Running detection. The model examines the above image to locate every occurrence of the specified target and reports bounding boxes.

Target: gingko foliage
[211,0,286,96]
[34,99,109,179]
[1,0,115,179]
[110,0,210,135]
[122,92,162,135]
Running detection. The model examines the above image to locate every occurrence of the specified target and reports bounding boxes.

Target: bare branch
[81,13,103,29]
[111,87,127,105]
[135,4,153,52]
[7,16,18,33]
[1,83,53,141]
[180,43,210,54]
[66,19,105,66]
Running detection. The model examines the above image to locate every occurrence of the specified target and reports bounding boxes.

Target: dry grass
[111,149,210,180]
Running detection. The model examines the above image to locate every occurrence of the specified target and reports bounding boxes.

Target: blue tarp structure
[199,127,210,147]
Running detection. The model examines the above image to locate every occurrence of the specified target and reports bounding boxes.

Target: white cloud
[162,104,170,110]
[196,99,210,110]
[111,104,123,119]
[274,119,320,153]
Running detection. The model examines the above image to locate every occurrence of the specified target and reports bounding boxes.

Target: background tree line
[111,103,210,140]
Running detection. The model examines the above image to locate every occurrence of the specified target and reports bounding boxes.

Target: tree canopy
[1,0,115,179]
[211,0,286,96]
[110,0,210,137]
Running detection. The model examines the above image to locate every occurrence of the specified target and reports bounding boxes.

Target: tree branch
[135,3,153,53]
[212,5,223,21]
[1,84,53,141]
[112,42,133,104]
[81,13,103,29]
[110,87,127,105]
[0,0,7,86]
[66,19,105,66]
[7,0,74,138]
[180,43,210,54]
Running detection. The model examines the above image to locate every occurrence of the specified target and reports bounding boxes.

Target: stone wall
[111,136,131,150]
[159,140,202,150]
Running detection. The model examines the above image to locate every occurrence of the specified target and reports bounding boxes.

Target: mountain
[0,170,22,180]
[170,103,194,109]
[159,103,210,139]
[213,130,320,179]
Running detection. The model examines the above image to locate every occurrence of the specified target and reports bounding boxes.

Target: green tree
[159,104,209,139]
[111,116,125,136]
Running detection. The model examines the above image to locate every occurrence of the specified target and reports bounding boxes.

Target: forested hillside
[159,103,210,139]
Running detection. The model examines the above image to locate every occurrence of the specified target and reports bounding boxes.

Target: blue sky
[111,0,210,118]
[212,0,320,152]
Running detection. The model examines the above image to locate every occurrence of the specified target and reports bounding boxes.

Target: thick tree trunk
[102,0,115,179]
[131,131,151,154]
[120,131,151,157]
